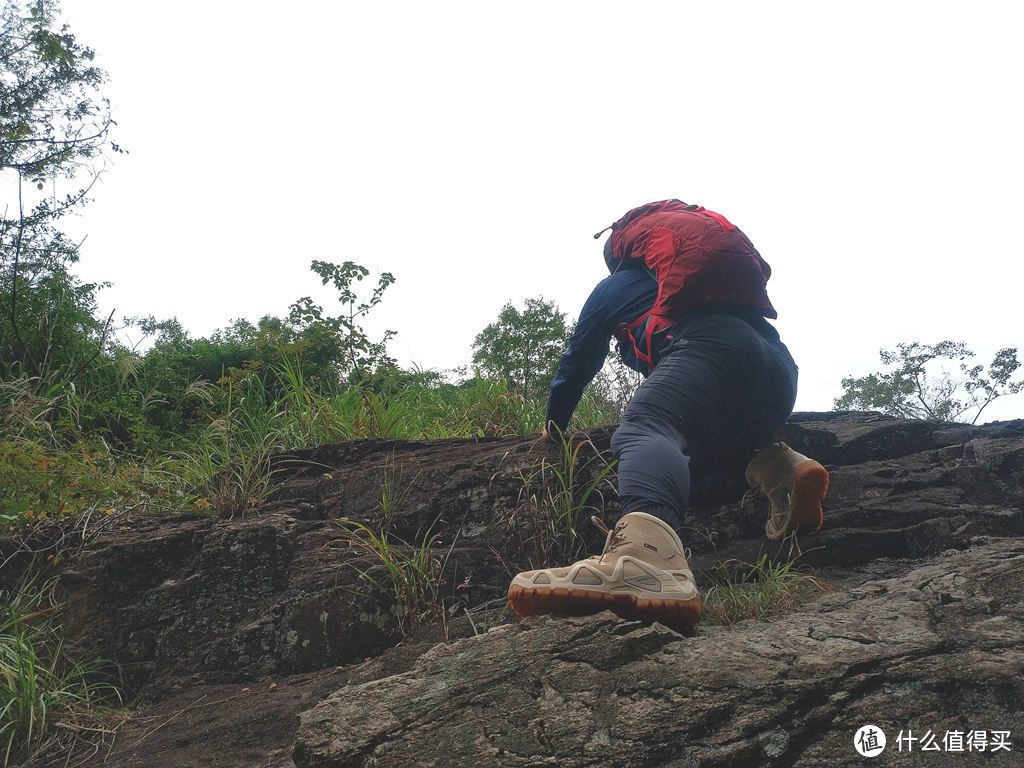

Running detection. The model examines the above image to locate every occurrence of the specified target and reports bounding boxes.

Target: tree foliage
[0,0,114,175]
[1,0,119,387]
[835,341,1023,424]
[471,297,569,398]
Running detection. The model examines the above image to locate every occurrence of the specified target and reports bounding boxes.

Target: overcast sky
[43,1,1024,421]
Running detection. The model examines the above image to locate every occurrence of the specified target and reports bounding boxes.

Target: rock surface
[56,434,554,688]
[295,539,1024,767]
[16,412,1022,767]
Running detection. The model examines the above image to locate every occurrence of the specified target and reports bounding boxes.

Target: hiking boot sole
[507,584,701,635]
[789,460,829,535]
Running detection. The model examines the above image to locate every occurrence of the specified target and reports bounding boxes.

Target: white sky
[38,1,1024,421]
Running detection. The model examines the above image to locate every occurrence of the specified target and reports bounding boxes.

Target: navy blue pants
[610,311,798,529]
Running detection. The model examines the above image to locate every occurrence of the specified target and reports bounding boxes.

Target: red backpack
[598,199,777,370]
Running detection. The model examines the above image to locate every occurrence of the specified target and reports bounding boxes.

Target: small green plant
[508,434,618,569]
[459,597,512,637]
[337,517,460,638]
[183,443,276,518]
[351,390,403,439]
[700,554,830,626]
[377,453,420,532]
[0,579,124,766]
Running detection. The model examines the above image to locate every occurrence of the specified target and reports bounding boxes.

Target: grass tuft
[699,554,831,626]
[0,579,124,766]
[506,434,617,570]
[376,452,420,533]
[336,517,462,638]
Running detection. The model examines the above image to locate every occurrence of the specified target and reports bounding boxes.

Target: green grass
[1,364,624,530]
[172,376,287,517]
[0,580,124,766]
[507,434,618,569]
[337,517,462,638]
[376,452,421,533]
[0,439,173,533]
[699,554,830,626]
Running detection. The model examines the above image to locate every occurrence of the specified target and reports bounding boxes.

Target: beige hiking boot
[507,512,701,634]
[745,442,829,541]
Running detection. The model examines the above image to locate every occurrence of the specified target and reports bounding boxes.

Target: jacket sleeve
[544,280,615,434]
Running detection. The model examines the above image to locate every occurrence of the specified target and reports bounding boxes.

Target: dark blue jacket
[545,267,657,432]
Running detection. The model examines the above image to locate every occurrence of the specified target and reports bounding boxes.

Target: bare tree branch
[66,307,116,383]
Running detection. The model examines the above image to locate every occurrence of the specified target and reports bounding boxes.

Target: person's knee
[612,416,688,460]
[746,352,798,441]
[610,419,640,458]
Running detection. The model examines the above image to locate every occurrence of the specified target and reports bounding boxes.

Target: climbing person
[507,199,829,633]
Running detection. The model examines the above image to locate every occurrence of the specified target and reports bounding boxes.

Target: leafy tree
[288,260,396,383]
[1,0,119,387]
[471,297,569,398]
[835,341,1023,424]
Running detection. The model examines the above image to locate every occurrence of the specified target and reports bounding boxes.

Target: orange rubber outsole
[790,460,829,534]
[507,584,702,635]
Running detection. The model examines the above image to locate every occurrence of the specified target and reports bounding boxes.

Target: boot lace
[739,488,759,513]
[589,516,627,563]
[756,491,805,558]
[764,490,792,539]
[742,487,793,542]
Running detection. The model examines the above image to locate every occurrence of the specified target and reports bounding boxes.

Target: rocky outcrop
[685,413,1024,570]
[295,539,1024,767]
[55,435,556,688]
[27,412,1023,766]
